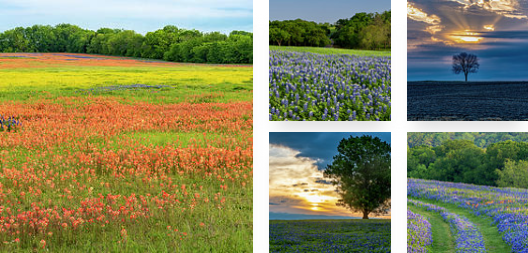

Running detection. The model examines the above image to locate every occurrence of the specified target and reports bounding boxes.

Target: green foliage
[0,24,253,64]
[269,11,391,50]
[268,19,332,47]
[408,137,528,188]
[407,132,528,148]
[497,160,528,188]
[332,11,391,50]
[324,136,391,219]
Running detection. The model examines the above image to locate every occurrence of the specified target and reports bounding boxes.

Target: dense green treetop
[269,11,390,50]
[324,136,391,219]
[0,24,252,64]
[408,132,528,148]
[408,138,528,188]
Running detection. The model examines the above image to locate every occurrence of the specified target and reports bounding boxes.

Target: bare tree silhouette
[452,52,479,82]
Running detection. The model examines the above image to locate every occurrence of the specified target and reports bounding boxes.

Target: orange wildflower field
[0,53,253,252]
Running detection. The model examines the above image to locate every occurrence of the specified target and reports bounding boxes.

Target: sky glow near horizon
[269,132,391,219]
[408,0,528,81]
[269,0,390,23]
[269,144,352,217]
[0,0,252,34]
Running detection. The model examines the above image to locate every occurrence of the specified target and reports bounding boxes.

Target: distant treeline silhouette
[0,24,252,64]
[269,11,390,50]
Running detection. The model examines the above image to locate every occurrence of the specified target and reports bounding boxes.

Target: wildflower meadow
[269,49,391,121]
[269,219,391,252]
[407,178,528,252]
[0,53,253,252]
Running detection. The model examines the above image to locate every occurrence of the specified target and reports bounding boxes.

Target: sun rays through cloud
[268,144,353,217]
[407,0,528,80]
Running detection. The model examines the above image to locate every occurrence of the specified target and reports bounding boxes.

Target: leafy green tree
[331,11,391,50]
[0,27,32,52]
[485,140,528,172]
[0,24,252,64]
[269,27,290,46]
[407,136,528,186]
[497,160,528,188]
[408,145,436,179]
[269,19,330,47]
[430,145,485,183]
[324,136,391,219]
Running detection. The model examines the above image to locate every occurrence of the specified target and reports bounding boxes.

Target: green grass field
[0,53,253,252]
[269,45,391,57]
[408,198,512,253]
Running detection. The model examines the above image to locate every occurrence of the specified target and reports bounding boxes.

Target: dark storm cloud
[315,178,333,185]
[292,183,309,187]
[269,132,391,170]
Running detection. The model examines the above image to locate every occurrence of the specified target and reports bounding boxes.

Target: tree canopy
[324,136,391,219]
[269,11,391,50]
[407,132,528,148]
[408,139,528,188]
[0,24,253,64]
[269,19,331,47]
[332,11,390,50]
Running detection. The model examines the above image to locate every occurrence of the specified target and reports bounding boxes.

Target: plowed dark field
[408,81,528,121]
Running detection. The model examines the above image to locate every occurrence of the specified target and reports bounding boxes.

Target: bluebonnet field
[407,210,432,253]
[269,219,391,252]
[269,51,391,121]
[408,178,528,252]
[0,115,20,132]
[408,199,486,252]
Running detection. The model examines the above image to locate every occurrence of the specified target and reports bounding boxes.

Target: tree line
[0,24,252,64]
[269,11,390,50]
[407,132,528,148]
[408,139,528,188]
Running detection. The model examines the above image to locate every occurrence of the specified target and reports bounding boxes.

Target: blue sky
[408,0,528,81]
[270,132,391,170]
[269,132,391,219]
[0,0,252,34]
[270,0,391,23]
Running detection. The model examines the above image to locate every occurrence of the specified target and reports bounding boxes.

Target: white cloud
[0,0,252,19]
[0,0,252,33]
[269,144,356,217]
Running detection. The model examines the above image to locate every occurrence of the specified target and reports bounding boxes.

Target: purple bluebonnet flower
[269,50,391,121]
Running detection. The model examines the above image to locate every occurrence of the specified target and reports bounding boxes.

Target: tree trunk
[464,73,468,82]
[362,212,369,219]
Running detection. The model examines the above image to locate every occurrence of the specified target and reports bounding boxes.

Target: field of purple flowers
[269,50,391,121]
[270,219,391,252]
[407,210,432,253]
[408,178,527,252]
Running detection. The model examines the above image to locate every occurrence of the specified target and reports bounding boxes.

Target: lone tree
[452,52,479,82]
[323,136,391,219]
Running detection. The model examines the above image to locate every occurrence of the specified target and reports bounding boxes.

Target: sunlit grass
[0,65,253,103]
[270,46,391,57]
